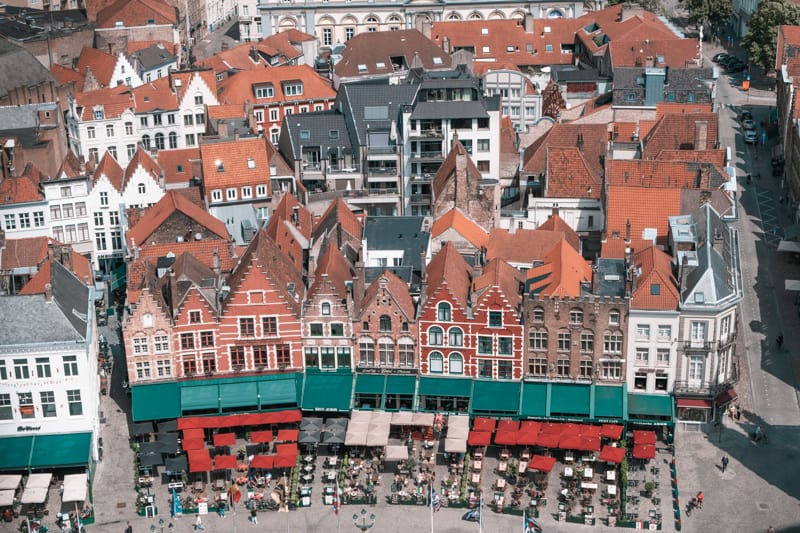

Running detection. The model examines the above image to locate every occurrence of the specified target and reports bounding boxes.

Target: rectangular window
[488,311,502,327]
[109,211,119,225]
[78,223,89,241]
[304,347,319,368]
[635,348,649,363]
[322,28,332,46]
[478,359,493,378]
[603,334,623,354]
[579,360,593,377]
[13,359,29,379]
[18,392,34,419]
[195,113,204,125]
[255,85,274,98]
[690,321,707,341]
[87,126,96,139]
[94,212,104,226]
[269,109,279,122]
[111,230,122,250]
[0,394,13,420]
[528,358,547,376]
[180,333,195,349]
[202,354,216,373]
[100,191,109,206]
[40,391,57,417]
[63,355,78,376]
[658,325,672,340]
[338,347,352,368]
[106,124,115,137]
[477,161,490,173]
[19,213,30,229]
[241,186,252,199]
[230,346,246,367]
[195,95,203,105]
[156,360,172,377]
[309,323,323,336]
[67,389,83,415]
[154,335,169,353]
[140,116,149,127]
[283,83,303,96]
[95,233,107,251]
[609,311,620,325]
[262,316,278,336]
[182,358,197,375]
[498,337,512,355]
[330,323,344,336]
[477,139,490,152]
[636,324,650,339]
[276,344,291,367]
[320,347,335,368]
[254,346,269,367]
[132,337,149,354]
[580,333,594,353]
[359,342,375,366]
[558,331,571,352]
[398,344,413,367]
[656,348,670,363]
[35,357,51,378]
[200,331,215,347]
[4,214,16,230]
[189,311,201,324]
[478,336,492,354]
[557,359,570,376]
[239,317,255,337]
[0,361,5,379]
[602,361,622,379]
[497,360,512,379]
[63,204,74,218]
[51,206,61,220]
[379,342,393,366]
[529,331,547,350]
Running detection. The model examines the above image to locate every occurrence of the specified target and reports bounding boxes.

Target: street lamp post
[352,508,376,531]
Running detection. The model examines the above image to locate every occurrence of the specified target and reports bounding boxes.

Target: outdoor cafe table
[581,482,598,490]
[607,484,617,496]
[302,456,314,464]
[606,470,616,482]
[472,460,482,471]
[583,468,593,479]
[302,465,314,474]
[300,475,313,484]
[564,467,573,478]
[324,471,336,483]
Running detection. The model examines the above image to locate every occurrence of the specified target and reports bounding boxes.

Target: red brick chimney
[454,143,468,212]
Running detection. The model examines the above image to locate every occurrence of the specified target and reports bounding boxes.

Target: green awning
[181,385,219,411]
[30,432,92,468]
[471,380,520,414]
[220,382,258,408]
[594,385,625,420]
[628,393,673,417]
[418,377,473,397]
[520,382,548,417]
[302,373,353,411]
[550,383,591,416]
[385,375,417,395]
[132,382,180,421]
[258,377,299,407]
[355,374,386,395]
[0,436,33,469]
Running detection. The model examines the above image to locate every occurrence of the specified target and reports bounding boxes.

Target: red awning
[273,454,296,469]
[183,428,204,441]
[632,443,656,460]
[250,455,275,469]
[250,430,273,443]
[579,425,602,439]
[535,432,561,448]
[528,454,557,473]
[214,455,237,470]
[496,420,520,433]
[598,445,626,464]
[213,432,236,447]
[178,410,303,430]
[275,443,298,457]
[467,430,492,446]
[677,398,713,409]
[182,437,206,451]
[472,417,496,432]
[276,429,299,442]
[188,448,212,472]
[715,389,738,407]
[633,430,657,445]
[494,430,518,446]
[600,424,624,440]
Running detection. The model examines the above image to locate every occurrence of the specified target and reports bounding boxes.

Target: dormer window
[247,158,256,169]
[357,64,368,73]
[147,18,155,24]
[283,82,303,96]
[300,130,311,140]
[432,57,443,65]
[255,84,274,99]
[329,130,339,139]
[94,109,104,120]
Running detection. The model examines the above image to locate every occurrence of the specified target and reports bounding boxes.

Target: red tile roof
[75,46,119,88]
[135,239,237,275]
[606,185,682,244]
[51,64,83,89]
[156,147,200,186]
[266,140,294,176]
[600,235,655,259]
[335,29,451,78]
[576,4,677,56]
[538,213,580,251]
[526,238,591,298]
[93,151,125,191]
[655,149,726,167]
[654,102,713,120]
[309,243,354,301]
[430,208,489,249]
[55,150,84,179]
[132,76,178,113]
[199,136,271,199]
[606,159,716,188]
[124,146,162,190]
[96,0,177,28]
[195,43,269,74]
[641,112,718,158]
[433,140,483,198]
[631,244,679,310]
[217,65,335,106]
[425,241,473,308]
[0,164,45,205]
[0,236,55,270]
[777,25,800,68]
[485,228,564,267]
[312,197,363,244]
[126,190,230,249]
[264,193,312,273]
[545,147,602,198]
[207,104,247,120]
[608,38,701,69]
[255,29,314,65]
[18,251,93,294]
[75,85,133,120]
[362,268,416,321]
[473,258,525,309]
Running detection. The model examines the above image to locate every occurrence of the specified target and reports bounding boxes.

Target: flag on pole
[523,509,543,532]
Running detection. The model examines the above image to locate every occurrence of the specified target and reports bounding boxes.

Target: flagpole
[337,470,341,533]
[478,497,483,533]
[429,484,434,533]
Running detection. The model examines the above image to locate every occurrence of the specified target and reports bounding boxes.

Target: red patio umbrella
[538,422,563,435]
[276,429,299,442]
[250,455,275,469]
[188,448,212,472]
[632,443,656,460]
[182,437,205,451]
[528,454,557,473]
[579,425,602,439]
[582,436,601,452]
[496,420,520,433]
[598,446,626,464]
[535,432,561,449]
[250,430,273,443]
[472,417,496,432]
[633,430,657,445]
[273,454,296,469]
[520,420,542,434]
[560,423,582,437]
[600,424,624,440]
[183,428,204,441]
[516,430,539,446]
[275,443,298,457]
[214,455,237,470]
[558,434,584,451]
[494,430,518,446]
[213,433,236,447]
[467,431,492,446]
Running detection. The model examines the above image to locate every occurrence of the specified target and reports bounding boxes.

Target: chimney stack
[44,283,52,302]
[455,141,468,211]
[625,219,631,243]
[169,268,178,317]
[60,246,72,271]
[694,121,708,151]
[213,248,221,276]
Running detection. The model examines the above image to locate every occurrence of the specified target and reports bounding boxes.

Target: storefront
[417,377,471,412]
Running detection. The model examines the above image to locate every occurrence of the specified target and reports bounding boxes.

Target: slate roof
[425,241,472,308]
[0,39,56,98]
[129,43,176,70]
[410,101,489,120]
[280,110,351,162]
[641,111,719,158]
[0,104,41,130]
[613,66,714,94]
[364,216,429,273]
[526,238,591,298]
[336,78,419,147]
[96,0,177,28]
[430,208,489,249]
[335,29,451,78]
[606,185,682,244]
[631,244,679,310]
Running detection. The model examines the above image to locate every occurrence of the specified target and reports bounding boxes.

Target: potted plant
[644,481,656,498]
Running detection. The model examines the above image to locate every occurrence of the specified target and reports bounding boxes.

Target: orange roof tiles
[606,185,682,244]
[335,29,452,77]
[473,258,525,310]
[55,150,84,179]
[433,140,483,198]
[600,236,655,259]
[641,112,718,158]
[131,77,178,113]
[654,102,712,120]
[124,146,162,190]
[96,0,176,28]
[74,85,133,120]
[19,251,93,294]
[526,238,591,298]
[630,244,679,310]
[156,147,200,186]
[425,241,473,308]
[362,268,416,320]
[264,193,312,273]
[777,25,800,68]
[313,197,363,244]
[0,164,44,205]
[606,159,711,188]
[655,149,726,167]
[75,46,119,88]
[309,243,354,301]
[545,147,602,198]
[608,38,700,69]
[576,4,677,56]
[538,213,580,252]
[51,64,83,89]
[126,190,230,249]
[196,43,268,74]
[430,208,489,249]
[207,104,247,120]
[136,240,237,274]
[485,228,564,266]
[266,140,293,176]
[199,136,271,198]
[93,151,125,191]
[217,65,335,106]
[0,236,55,270]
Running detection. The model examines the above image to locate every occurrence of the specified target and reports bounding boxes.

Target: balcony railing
[409,151,444,160]
[680,340,712,351]
[307,187,399,203]
[410,194,432,204]
[367,145,397,154]
[367,167,398,176]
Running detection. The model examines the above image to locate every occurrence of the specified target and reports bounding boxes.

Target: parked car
[720,56,740,67]
[744,129,757,144]
[742,118,756,130]
[727,63,747,73]
[740,110,753,122]
[713,53,730,63]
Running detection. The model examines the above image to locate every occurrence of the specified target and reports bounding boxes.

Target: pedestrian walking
[696,491,704,509]
[125,522,133,533]
[721,455,729,472]
[768,526,775,533]
[250,509,258,525]
[195,515,205,531]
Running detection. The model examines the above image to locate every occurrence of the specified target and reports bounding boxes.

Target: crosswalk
[754,186,782,245]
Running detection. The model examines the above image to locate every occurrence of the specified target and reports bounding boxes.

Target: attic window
[144,96,150,102]
[328,129,339,139]
[94,109,104,119]
[299,130,311,140]
[357,64,368,73]
[247,158,256,169]
[216,160,224,172]
[694,292,704,303]
[482,46,490,53]
[432,56,443,65]
[481,28,489,35]
[147,18,155,24]
[376,61,386,69]
[545,44,553,52]
[176,164,183,172]
[650,283,660,295]
[656,55,665,63]
[506,45,515,52]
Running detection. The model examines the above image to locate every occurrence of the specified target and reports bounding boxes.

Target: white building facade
[42,175,95,257]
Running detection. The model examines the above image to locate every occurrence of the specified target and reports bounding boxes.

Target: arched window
[154,132,165,150]
[437,302,451,321]
[428,326,443,346]
[429,351,443,373]
[448,327,463,347]
[168,131,178,149]
[448,353,463,375]
[446,11,462,20]
[548,9,564,18]
[137,183,145,194]
[321,302,331,316]
[141,135,151,150]
[365,15,379,32]
[468,11,483,20]
[379,314,391,332]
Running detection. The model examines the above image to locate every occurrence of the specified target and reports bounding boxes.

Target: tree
[743,0,800,70]
[682,0,733,27]
[608,0,664,15]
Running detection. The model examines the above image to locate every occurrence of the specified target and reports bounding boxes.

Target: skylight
[357,64,368,72]
[432,57,443,65]
[376,62,386,69]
